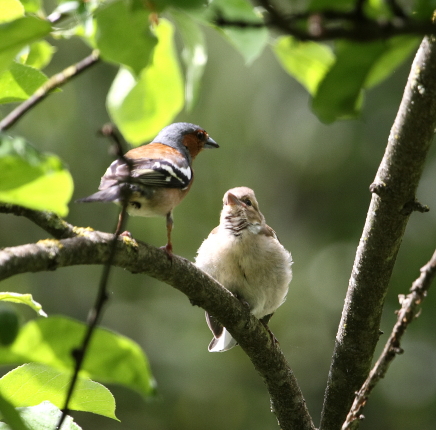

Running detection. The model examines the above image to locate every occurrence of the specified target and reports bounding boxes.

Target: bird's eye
[244,198,252,206]
[196,131,205,140]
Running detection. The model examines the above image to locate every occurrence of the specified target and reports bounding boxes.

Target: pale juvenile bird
[77,122,218,253]
[195,187,293,352]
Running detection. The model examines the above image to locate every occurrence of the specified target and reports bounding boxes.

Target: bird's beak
[225,192,242,207]
[204,136,219,149]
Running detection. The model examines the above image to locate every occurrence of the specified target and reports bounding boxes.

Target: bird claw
[160,243,173,260]
[119,231,133,238]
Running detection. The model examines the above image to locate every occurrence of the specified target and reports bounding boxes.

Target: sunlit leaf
[212,0,268,64]
[0,364,117,420]
[17,0,41,14]
[0,62,48,104]
[107,18,183,145]
[24,41,56,70]
[0,0,24,24]
[273,36,334,95]
[95,0,157,75]
[0,17,51,74]
[0,293,46,317]
[0,401,82,430]
[171,9,207,111]
[0,316,156,399]
[0,135,73,217]
[312,40,386,123]
[0,391,30,430]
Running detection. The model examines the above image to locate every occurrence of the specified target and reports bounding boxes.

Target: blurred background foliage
[1,0,436,429]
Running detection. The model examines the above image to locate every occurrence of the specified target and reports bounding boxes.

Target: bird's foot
[159,243,173,260]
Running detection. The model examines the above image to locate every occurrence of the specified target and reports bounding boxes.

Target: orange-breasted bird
[77,122,219,253]
[195,187,293,352]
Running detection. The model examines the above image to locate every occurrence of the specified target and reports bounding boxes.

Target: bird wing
[99,156,192,190]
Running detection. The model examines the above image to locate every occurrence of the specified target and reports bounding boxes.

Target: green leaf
[312,41,386,123]
[0,364,117,420]
[107,18,184,145]
[0,62,48,104]
[0,293,46,317]
[0,136,73,217]
[24,41,56,70]
[0,0,24,24]
[95,0,157,75]
[0,316,156,399]
[171,9,207,111]
[0,17,52,74]
[212,0,268,64]
[0,390,30,430]
[364,36,420,88]
[0,401,82,430]
[0,304,20,347]
[17,0,41,15]
[273,36,335,95]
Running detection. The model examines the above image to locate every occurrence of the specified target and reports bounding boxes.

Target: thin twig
[342,250,436,430]
[218,0,436,41]
[56,125,131,429]
[0,50,100,132]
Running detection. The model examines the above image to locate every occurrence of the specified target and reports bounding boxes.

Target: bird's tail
[76,187,121,203]
[208,328,238,352]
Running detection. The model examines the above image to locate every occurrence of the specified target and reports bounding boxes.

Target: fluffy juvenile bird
[77,122,218,253]
[195,187,293,352]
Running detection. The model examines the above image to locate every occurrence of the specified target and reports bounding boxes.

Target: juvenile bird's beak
[225,192,242,206]
[204,136,219,149]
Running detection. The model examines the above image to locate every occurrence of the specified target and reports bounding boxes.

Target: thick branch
[320,36,436,430]
[0,230,314,430]
[342,250,436,429]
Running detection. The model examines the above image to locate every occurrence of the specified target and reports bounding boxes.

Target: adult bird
[77,122,219,253]
[195,187,293,352]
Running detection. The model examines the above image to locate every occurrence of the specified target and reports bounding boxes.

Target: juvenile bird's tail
[76,187,121,203]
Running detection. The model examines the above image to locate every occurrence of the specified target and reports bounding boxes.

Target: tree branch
[0,203,78,239]
[220,0,436,42]
[0,50,100,132]
[319,35,436,430]
[0,227,314,430]
[342,249,436,429]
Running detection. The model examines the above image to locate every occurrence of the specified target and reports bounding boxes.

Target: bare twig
[342,250,436,430]
[319,36,436,430]
[56,125,131,429]
[217,0,436,41]
[0,50,100,132]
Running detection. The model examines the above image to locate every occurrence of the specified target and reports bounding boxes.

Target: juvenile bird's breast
[195,228,292,318]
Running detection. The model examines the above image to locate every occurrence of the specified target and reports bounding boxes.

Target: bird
[77,122,219,254]
[195,186,293,352]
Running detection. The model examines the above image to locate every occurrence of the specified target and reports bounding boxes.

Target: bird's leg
[116,212,133,238]
[260,313,279,345]
[160,212,174,258]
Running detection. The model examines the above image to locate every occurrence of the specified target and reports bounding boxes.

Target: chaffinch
[195,187,293,352]
[77,122,219,253]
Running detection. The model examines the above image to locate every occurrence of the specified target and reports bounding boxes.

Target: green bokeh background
[1,23,436,430]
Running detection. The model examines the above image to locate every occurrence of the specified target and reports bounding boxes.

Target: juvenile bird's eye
[244,198,252,206]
